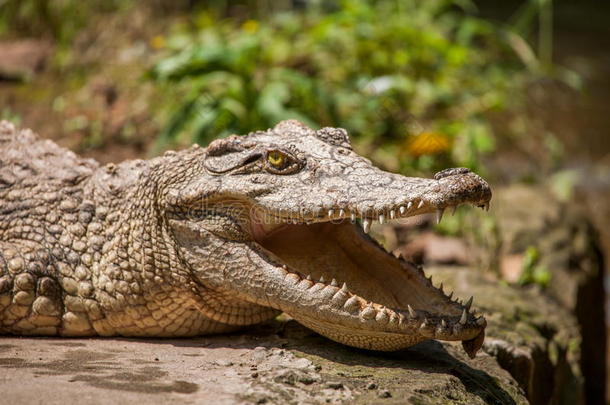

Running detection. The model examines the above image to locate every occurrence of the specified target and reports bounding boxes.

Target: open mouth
[250,197,489,357]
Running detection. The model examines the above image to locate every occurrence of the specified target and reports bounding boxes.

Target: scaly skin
[0,120,491,357]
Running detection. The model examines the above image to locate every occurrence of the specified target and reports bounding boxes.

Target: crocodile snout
[432,167,492,210]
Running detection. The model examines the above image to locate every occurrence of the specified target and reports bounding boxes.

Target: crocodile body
[0,120,491,357]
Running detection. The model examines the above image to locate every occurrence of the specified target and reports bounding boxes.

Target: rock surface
[428,267,582,405]
[466,185,605,403]
[0,326,524,405]
[0,265,581,404]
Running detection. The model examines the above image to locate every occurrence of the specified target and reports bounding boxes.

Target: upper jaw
[252,167,492,234]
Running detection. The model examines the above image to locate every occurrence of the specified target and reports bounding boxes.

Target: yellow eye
[267,151,286,167]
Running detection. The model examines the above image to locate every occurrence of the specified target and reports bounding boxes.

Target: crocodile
[0,119,491,358]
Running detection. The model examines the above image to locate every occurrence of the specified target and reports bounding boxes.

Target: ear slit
[204,149,263,174]
[242,153,263,166]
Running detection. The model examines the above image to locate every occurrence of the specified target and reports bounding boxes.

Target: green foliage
[0,0,130,44]
[150,0,541,171]
[0,107,21,125]
[549,169,578,202]
[518,246,551,288]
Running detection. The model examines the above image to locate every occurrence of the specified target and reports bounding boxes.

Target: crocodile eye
[264,149,303,175]
[267,150,287,168]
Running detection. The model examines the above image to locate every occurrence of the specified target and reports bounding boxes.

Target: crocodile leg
[0,241,67,335]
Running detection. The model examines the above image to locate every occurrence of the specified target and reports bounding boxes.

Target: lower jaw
[293,313,427,351]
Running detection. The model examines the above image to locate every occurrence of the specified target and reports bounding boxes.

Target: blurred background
[0,0,608,403]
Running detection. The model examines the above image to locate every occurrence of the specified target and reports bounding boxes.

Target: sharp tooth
[447,291,453,300]
[441,319,447,328]
[330,278,338,287]
[420,318,429,329]
[485,203,490,211]
[407,305,417,318]
[398,312,406,325]
[399,206,406,215]
[464,296,473,311]
[350,213,356,222]
[339,209,345,217]
[340,283,348,292]
[452,206,458,216]
[435,209,444,224]
[459,309,468,325]
[306,274,312,281]
[389,209,395,219]
[417,200,424,209]
[439,283,444,293]
[362,219,370,233]
[378,214,385,224]
[328,209,334,218]
[407,201,413,210]
[319,276,325,284]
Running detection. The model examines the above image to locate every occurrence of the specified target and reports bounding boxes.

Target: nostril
[434,167,471,180]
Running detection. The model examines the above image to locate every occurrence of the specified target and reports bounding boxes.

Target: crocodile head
[166,120,491,357]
